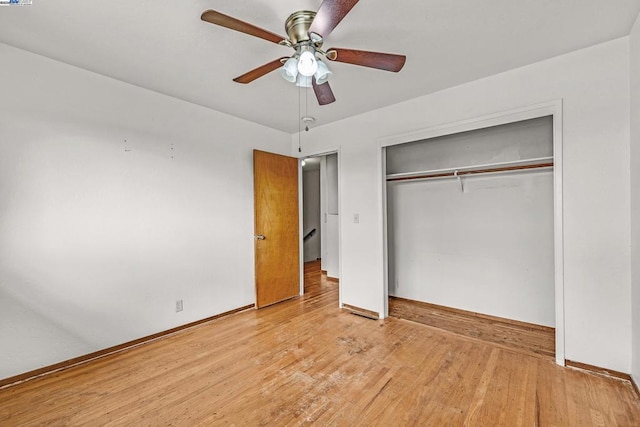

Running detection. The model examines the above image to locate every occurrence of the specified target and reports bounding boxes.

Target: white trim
[337,150,342,307]
[379,100,565,366]
[380,101,563,148]
[380,147,389,318]
[297,159,304,296]
[552,101,565,366]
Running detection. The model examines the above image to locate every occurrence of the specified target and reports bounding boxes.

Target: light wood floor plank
[1,261,639,425]
[389,295,555,359]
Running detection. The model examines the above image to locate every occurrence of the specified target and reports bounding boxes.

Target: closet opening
[384,113,560,361]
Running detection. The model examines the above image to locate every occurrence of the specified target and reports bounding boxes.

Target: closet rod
[386,161,553,182]
[386,156,553,180]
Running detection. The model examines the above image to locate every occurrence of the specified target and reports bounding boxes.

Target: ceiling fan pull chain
[298,83,302,152]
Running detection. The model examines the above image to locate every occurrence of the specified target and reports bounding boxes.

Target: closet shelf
[386,156,553,182]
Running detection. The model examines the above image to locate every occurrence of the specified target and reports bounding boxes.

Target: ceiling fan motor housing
[285,10,316,44]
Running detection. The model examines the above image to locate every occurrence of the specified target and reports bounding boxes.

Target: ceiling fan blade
[326,48,406,72]
[308,0,359,38]
[201,10,287,45]
[233,58,288,84]
[312,78,336,105]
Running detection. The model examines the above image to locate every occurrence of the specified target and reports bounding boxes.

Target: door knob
[255,234,266,240]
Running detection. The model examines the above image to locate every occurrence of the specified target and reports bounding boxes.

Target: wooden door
[254,150,300,308]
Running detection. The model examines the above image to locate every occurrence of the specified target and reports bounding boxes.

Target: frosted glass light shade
[280,57,298,83]
[314,60,332,85]
[295,74,312,88]
[297,50,318,77]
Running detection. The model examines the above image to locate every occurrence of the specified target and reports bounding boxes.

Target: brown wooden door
[254,150,300,308]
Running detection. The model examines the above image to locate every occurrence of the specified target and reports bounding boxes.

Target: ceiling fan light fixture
[314,59,332,85]
[280,56,299,83]
[297,48,318,77]
[202,3,406,107]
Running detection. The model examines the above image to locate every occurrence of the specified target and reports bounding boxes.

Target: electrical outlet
[176,299,183,312]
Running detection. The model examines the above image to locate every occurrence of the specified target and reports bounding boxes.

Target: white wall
[385,116,554,174]
[294,38,631,372]
[303,169,321,262]
[326,154,339,214]
[630,12,640,385]
[388,171,555,326]
[0,43,290,379]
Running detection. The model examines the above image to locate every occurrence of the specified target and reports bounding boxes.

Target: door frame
[379,100,565,366]
[298,148,342,306]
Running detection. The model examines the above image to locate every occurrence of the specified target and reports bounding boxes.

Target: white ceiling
[1,1,639,133]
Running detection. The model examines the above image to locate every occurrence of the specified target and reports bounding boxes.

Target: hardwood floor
[389,296,555,360]
[1,261,639,425]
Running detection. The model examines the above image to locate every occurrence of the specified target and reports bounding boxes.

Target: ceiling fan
[201,0,406,106]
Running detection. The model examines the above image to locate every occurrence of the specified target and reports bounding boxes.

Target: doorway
[301,152,340,296]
